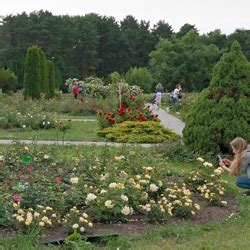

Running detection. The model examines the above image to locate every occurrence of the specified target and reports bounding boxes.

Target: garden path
[154,108,185,136]
[0,109,185,146]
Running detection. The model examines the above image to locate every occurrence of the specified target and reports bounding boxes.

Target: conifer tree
[23,45,41,99]
[39,50,49,95]
[47,60,55,98]
[183,41,250,154]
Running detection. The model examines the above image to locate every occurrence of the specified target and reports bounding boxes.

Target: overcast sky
[1,0,249,34]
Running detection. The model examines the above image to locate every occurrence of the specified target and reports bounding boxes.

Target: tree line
[0,10,250,92]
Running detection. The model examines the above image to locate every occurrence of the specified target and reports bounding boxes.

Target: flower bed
[0,145,232,239]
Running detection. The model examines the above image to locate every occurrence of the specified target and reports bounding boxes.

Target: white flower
[203,162,213,167]
[42,121,46,126]
[100,189,107,194]
[86,193,97,201]
[158,180,163,187]
[80,227,85,232]
[104,200,113,208]
[70,177,79,184]
[47,121,50,125]
[214,167,223,175]
[44,155,49,159]
[0,156,5,162]
[34,212,40,217]
[72,223,79,229]
[121,206,131,216]
[82,213,88,218]
[109,182,117,188]
[150,184,159,192]
[197,157,205,162]
[121,195,128,202]
[22,125,26,128]
[221,201,227,205]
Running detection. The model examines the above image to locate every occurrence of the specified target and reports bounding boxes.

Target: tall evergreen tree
[183,41,250,154]
[39,50,48,94]
[23,45,41,99]
[47,59,55,98]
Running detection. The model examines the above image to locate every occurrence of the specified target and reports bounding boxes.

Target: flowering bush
[97,94,159,129]
[185,157,227,206]
[65,77,143,99]
[0,145,229,233]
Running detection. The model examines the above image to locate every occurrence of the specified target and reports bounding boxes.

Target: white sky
[1,0,249,34]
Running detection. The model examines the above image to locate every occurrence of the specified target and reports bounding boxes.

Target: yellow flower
[135,184,141,190]
[194,204,201,210]
[204,193,209,199]
[39,221,45,227]
[145,174,151,179]
[191,211,196,215]
[135,175,141,180]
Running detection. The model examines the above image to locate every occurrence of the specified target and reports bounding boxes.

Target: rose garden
[0,24,250,250]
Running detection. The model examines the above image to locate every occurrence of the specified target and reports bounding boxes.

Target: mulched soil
[0,192,239,244]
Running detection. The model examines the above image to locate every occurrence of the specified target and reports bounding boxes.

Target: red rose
[12,194,21,203]
[55,177,63,182]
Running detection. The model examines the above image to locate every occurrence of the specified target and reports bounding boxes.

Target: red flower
[17,172,23,177]
[118,107,125,116]
[55,177,63,182]
[130,96,135,101]
[98,111,102,116]
[12,194,21,203]
[28,165,33,171]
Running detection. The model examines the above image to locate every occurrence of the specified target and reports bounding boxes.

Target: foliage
[39,50,48,95]
[183,41,250,154]
[149,31,221,91]
[125,67,153,93]
[0,68,17,93]
[97,94,158,129]
[158,139,196,162]
[65,77,143,99]
[97,121,180,143]
[47,60,55,98]
[23,45,41,99]
[0,144,228,231]
[185,158,227,206]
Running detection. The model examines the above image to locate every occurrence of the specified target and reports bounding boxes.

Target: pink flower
[28,165,33,171]
[55,177,63,182]
[17,172,23,177]
[12,194,21,203]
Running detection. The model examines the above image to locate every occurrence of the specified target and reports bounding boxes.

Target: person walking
[73,84,79,100]
[155,83,164,108]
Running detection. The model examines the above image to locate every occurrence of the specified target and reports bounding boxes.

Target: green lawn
[0,121,101,141]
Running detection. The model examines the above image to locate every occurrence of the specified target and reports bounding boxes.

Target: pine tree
[183,41,250,154]
[47,60,55,98]
[23,45,41,99]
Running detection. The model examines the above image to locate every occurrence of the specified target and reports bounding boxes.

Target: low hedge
[97,121,180,143]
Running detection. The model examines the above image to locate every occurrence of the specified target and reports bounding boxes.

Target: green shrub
[183,41,250,154]
[125,67,153,93]
[0,68,17,93]
[97,121,180,143]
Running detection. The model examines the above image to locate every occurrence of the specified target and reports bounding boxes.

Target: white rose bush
[1,146,228,235]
